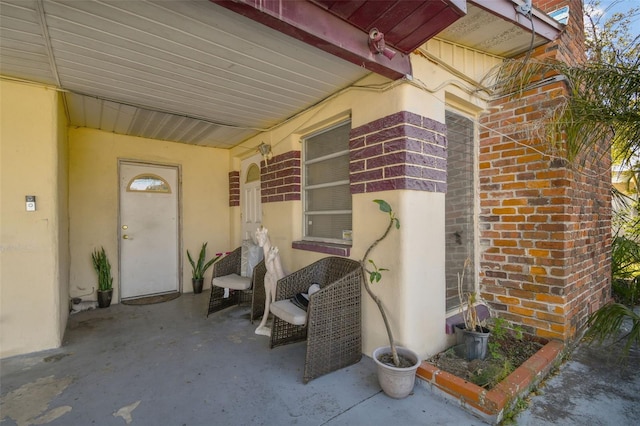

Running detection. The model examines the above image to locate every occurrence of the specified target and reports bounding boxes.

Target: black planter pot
[463,326,491,360]
[192,278,204,294]
[97,289,113,308]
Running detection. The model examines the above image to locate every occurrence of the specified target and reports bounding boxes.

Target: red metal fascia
[212,0,412,80]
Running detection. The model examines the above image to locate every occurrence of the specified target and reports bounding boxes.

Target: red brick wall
[260,151,301,203]
[479,0,611,341]
[229,171,239,207]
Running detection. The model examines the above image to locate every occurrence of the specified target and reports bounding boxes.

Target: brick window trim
[292,240,351,257]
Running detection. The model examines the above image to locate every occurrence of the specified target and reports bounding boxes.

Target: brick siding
[228,171,239,207]
[479,0,611,341]
[349,111,447,194]
[260,151,301,203]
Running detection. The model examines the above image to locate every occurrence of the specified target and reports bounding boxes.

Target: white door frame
[118,159,182,300]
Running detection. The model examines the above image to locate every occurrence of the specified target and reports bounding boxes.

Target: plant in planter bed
[456,258,491,360]
[361,200,421,399]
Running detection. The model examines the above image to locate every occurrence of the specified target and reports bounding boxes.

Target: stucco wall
[68,128,231,302]
[229,59,487,359]
[0,81,68,358]
[57,90,70,344]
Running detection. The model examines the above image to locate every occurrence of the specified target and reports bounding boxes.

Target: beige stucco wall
[56,89,70,344]
[228,53,488,359]
[0,81,69,358]
[68,128,231,302]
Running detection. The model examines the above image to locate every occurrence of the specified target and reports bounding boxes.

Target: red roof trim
[212,0,412,80]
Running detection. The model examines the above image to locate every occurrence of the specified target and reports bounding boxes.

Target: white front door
[119,162,179,299]
[241,154,262,241]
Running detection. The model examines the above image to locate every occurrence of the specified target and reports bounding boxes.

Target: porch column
[350,111,448,359]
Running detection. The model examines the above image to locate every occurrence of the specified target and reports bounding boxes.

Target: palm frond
[585,303,640,359]
[484,59,640,165]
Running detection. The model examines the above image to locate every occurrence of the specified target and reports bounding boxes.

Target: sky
[589,0,640,40]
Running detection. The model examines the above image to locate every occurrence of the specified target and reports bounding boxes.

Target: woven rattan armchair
[207,246,266,323]
[269,256,362,383]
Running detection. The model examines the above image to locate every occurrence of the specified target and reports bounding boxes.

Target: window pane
[246,164,260,183]
[445,110,475,311]
[306,214,352,240]
[306,184,352,211]
[306,155,349,186]
[306,123,350,161]
[303,120,352,243]
[127,174,171,193]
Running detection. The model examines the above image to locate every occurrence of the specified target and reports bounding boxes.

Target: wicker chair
[269,256,362,383]
[207,246,266,323]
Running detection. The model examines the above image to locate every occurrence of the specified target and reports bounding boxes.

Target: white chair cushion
[270,299,307,326]
[211,274,251,291]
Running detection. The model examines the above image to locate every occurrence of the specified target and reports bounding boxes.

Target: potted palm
[92,247,113,308]
[187,242,220,294]
[362,200,421,399]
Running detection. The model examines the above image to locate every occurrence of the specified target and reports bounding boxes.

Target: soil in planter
[428,333,543,389]
[378,352,416,368]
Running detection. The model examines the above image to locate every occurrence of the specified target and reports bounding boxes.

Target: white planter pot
[372,346,420,399]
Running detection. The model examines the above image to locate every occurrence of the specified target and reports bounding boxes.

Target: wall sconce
[258,142,273,163]
[368,28,396,60]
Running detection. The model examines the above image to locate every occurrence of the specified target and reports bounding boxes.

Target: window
[245,163,260,183]
[127,174,171,193]
[302,121,352,243]
[445,110,476,310]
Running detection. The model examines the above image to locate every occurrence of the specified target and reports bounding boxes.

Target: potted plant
[187,242,220,294]
[361,200,421,399]
[92,247,113,308]
[457,258,491,360]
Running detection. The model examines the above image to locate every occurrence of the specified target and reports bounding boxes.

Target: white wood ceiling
[0,0,370,148]
[0,1,561,148]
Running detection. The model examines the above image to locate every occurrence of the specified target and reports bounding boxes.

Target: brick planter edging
[416,340,564,425]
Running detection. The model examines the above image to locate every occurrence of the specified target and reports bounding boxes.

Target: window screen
[303,121,352,243]
[445,110,476,310]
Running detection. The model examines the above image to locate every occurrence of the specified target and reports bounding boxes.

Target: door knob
[123,235,130,239]
[122,225,128,230]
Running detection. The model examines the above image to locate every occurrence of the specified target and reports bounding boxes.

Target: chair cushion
[270,299,307,326]
[211,274,251,290]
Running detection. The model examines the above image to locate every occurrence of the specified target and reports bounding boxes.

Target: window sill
[292,241,351,257]
[445,305,490,334]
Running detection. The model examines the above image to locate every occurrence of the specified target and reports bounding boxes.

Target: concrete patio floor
[2,294,639,425]
[0,294,482,426]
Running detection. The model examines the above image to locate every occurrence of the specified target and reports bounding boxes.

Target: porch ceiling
[0,0,561,149]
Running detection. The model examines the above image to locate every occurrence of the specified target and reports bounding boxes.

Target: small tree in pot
[361,200,421,398]
[92,247,113,308]
[187,242,220,294]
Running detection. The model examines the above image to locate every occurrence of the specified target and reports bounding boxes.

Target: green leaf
[369,271,383,283]
[373,199,392,213]
[394,218,401,229]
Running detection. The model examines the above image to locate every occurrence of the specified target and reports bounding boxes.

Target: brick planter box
[417,340,564,424]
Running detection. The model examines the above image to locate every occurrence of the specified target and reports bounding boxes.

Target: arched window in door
[246,163,260,183]
[127,174,171,193]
